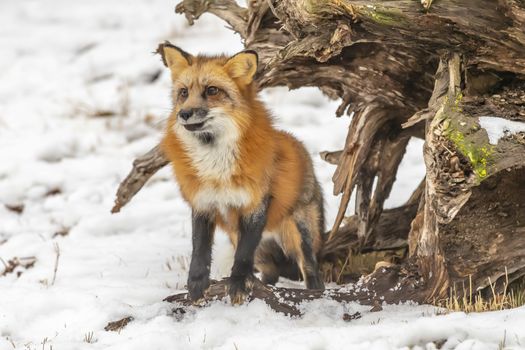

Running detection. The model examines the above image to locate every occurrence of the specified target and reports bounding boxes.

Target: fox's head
[158,42,259,145]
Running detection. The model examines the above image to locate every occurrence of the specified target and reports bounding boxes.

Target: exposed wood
[408,53,525,301]
[319,150,342,165]
[175,0,248,37]
[321,202,417,259]
[172,0,525,155]
[111,145,169,213]
[109,0,525,306]
[329,105,397,239]
[402,108,432,129]
[406,54,464,301]
[442,167,525,295]
[166,278,306,316]
[164,269,425,316]
[357,128,410,243]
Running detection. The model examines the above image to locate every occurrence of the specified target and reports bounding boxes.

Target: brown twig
[51,243,60,286]
[111,145,169,213]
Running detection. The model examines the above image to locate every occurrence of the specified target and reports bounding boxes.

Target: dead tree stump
[112,0,525,305]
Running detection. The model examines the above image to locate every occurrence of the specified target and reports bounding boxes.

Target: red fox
[158,42,325,304]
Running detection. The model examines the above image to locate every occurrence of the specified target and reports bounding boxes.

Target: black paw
[261,273,279,286]
[187,275,210,302]
[228,274,255,305]
[306,275,325,291]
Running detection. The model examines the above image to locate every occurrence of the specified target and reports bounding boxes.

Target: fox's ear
[224,51,258,85]
[156,42,192,71]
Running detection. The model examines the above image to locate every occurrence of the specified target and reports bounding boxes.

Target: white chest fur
[175,108,251,215]
[175,108,240,182]
[192,185,251,216]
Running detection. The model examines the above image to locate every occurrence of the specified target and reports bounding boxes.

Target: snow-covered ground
[0,0,523,349]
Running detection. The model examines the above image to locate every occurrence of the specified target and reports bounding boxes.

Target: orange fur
[161,56,305,233]
[160,45,324,288]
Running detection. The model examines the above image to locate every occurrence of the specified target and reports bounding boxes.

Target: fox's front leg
[228,198,269,304]
[187,210,215,302]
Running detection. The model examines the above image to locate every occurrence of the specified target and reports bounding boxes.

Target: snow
[0,0,523,349]
[478,116,525,145]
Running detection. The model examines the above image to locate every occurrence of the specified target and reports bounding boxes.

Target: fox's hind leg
[255,238,283,285]
[294,220,324,290]
[255,237,302,285]
[281,216,324,290]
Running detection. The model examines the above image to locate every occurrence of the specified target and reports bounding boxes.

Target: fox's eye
[179,88,188,98]
[206,86,219,96]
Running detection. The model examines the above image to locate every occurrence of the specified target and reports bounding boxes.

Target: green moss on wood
[447,129,493,180]
[453,92,463,112]
[304,0,354,18]
[303,1,405,27]
[361,6,406,27]
[443,93,494,182]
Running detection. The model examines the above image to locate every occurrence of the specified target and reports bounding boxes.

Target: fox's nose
[179,108,209,121]
[179,109,193,121]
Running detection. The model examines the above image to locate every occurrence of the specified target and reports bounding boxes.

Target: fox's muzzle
[178,108,209,131]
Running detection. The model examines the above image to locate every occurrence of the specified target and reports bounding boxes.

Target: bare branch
[175,0,249,38]
[111,145,169,213]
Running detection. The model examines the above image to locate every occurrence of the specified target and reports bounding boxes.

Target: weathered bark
[410,63,525,299]
[443,167,525,295]
[324,177,424,260]
[163,269,420,316]
[110,0,525,305]
[406,52,525,301]
[321,202,417,259]
[319,150,342,165]
[111,145,169,213]
[408,54,463,301]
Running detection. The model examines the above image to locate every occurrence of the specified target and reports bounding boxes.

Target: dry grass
[72,82,130,119]
[83,331,97,344]
[324,252,525,313]
[323,249,405,284]
[437,272,525,313]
